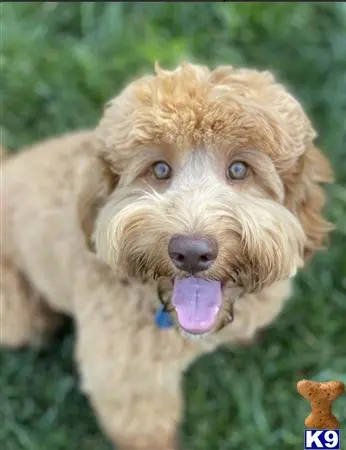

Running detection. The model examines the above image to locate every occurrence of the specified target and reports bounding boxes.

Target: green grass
[1,3,346,450]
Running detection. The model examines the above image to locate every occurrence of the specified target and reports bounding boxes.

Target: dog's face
[78,63,333,337]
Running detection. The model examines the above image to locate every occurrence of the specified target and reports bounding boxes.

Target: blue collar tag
[155,305,174,329]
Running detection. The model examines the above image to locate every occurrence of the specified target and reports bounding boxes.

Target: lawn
[1,3,345,450]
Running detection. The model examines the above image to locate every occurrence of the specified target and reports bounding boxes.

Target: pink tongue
[172,277,222,333]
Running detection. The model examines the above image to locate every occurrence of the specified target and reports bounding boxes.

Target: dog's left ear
[287,145,334,261]
[76,154,118,252]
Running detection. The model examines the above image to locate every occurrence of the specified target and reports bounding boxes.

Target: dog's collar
[154,305,174,329]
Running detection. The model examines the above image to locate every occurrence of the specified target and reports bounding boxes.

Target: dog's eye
[152,161,172,180]
[227,161,248,180]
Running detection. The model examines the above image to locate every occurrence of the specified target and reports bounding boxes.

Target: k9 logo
[304,430,340,449]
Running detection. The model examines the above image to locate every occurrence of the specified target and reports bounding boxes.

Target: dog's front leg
[73,267,193,449]
[91,386,182,450]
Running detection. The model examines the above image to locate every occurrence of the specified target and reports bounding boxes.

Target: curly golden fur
[1,63,333,449]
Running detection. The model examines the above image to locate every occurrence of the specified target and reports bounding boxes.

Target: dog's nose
[168,235,218,273]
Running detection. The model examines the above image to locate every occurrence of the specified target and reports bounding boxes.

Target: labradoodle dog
[1,63,334,449]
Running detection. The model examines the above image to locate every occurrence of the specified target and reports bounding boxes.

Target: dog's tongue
[172,277,222,333]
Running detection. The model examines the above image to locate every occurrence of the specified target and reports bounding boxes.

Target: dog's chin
[178,328,214,340]
[158,277,241,338]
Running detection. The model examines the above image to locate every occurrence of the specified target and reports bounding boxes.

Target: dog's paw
[114,433,179,450]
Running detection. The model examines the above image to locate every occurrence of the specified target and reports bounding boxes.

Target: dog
[0,62,334,449]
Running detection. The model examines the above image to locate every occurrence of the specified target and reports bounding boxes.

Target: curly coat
[1,63,333,449]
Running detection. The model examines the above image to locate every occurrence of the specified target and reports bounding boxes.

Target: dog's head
[77,63,333,336]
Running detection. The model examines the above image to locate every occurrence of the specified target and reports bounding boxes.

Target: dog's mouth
[158,276,240,336]
[171,277,222,334]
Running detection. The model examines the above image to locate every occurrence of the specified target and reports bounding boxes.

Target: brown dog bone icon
[297,379,345,429]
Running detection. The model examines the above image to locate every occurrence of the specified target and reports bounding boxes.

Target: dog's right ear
[76,154,119,252]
